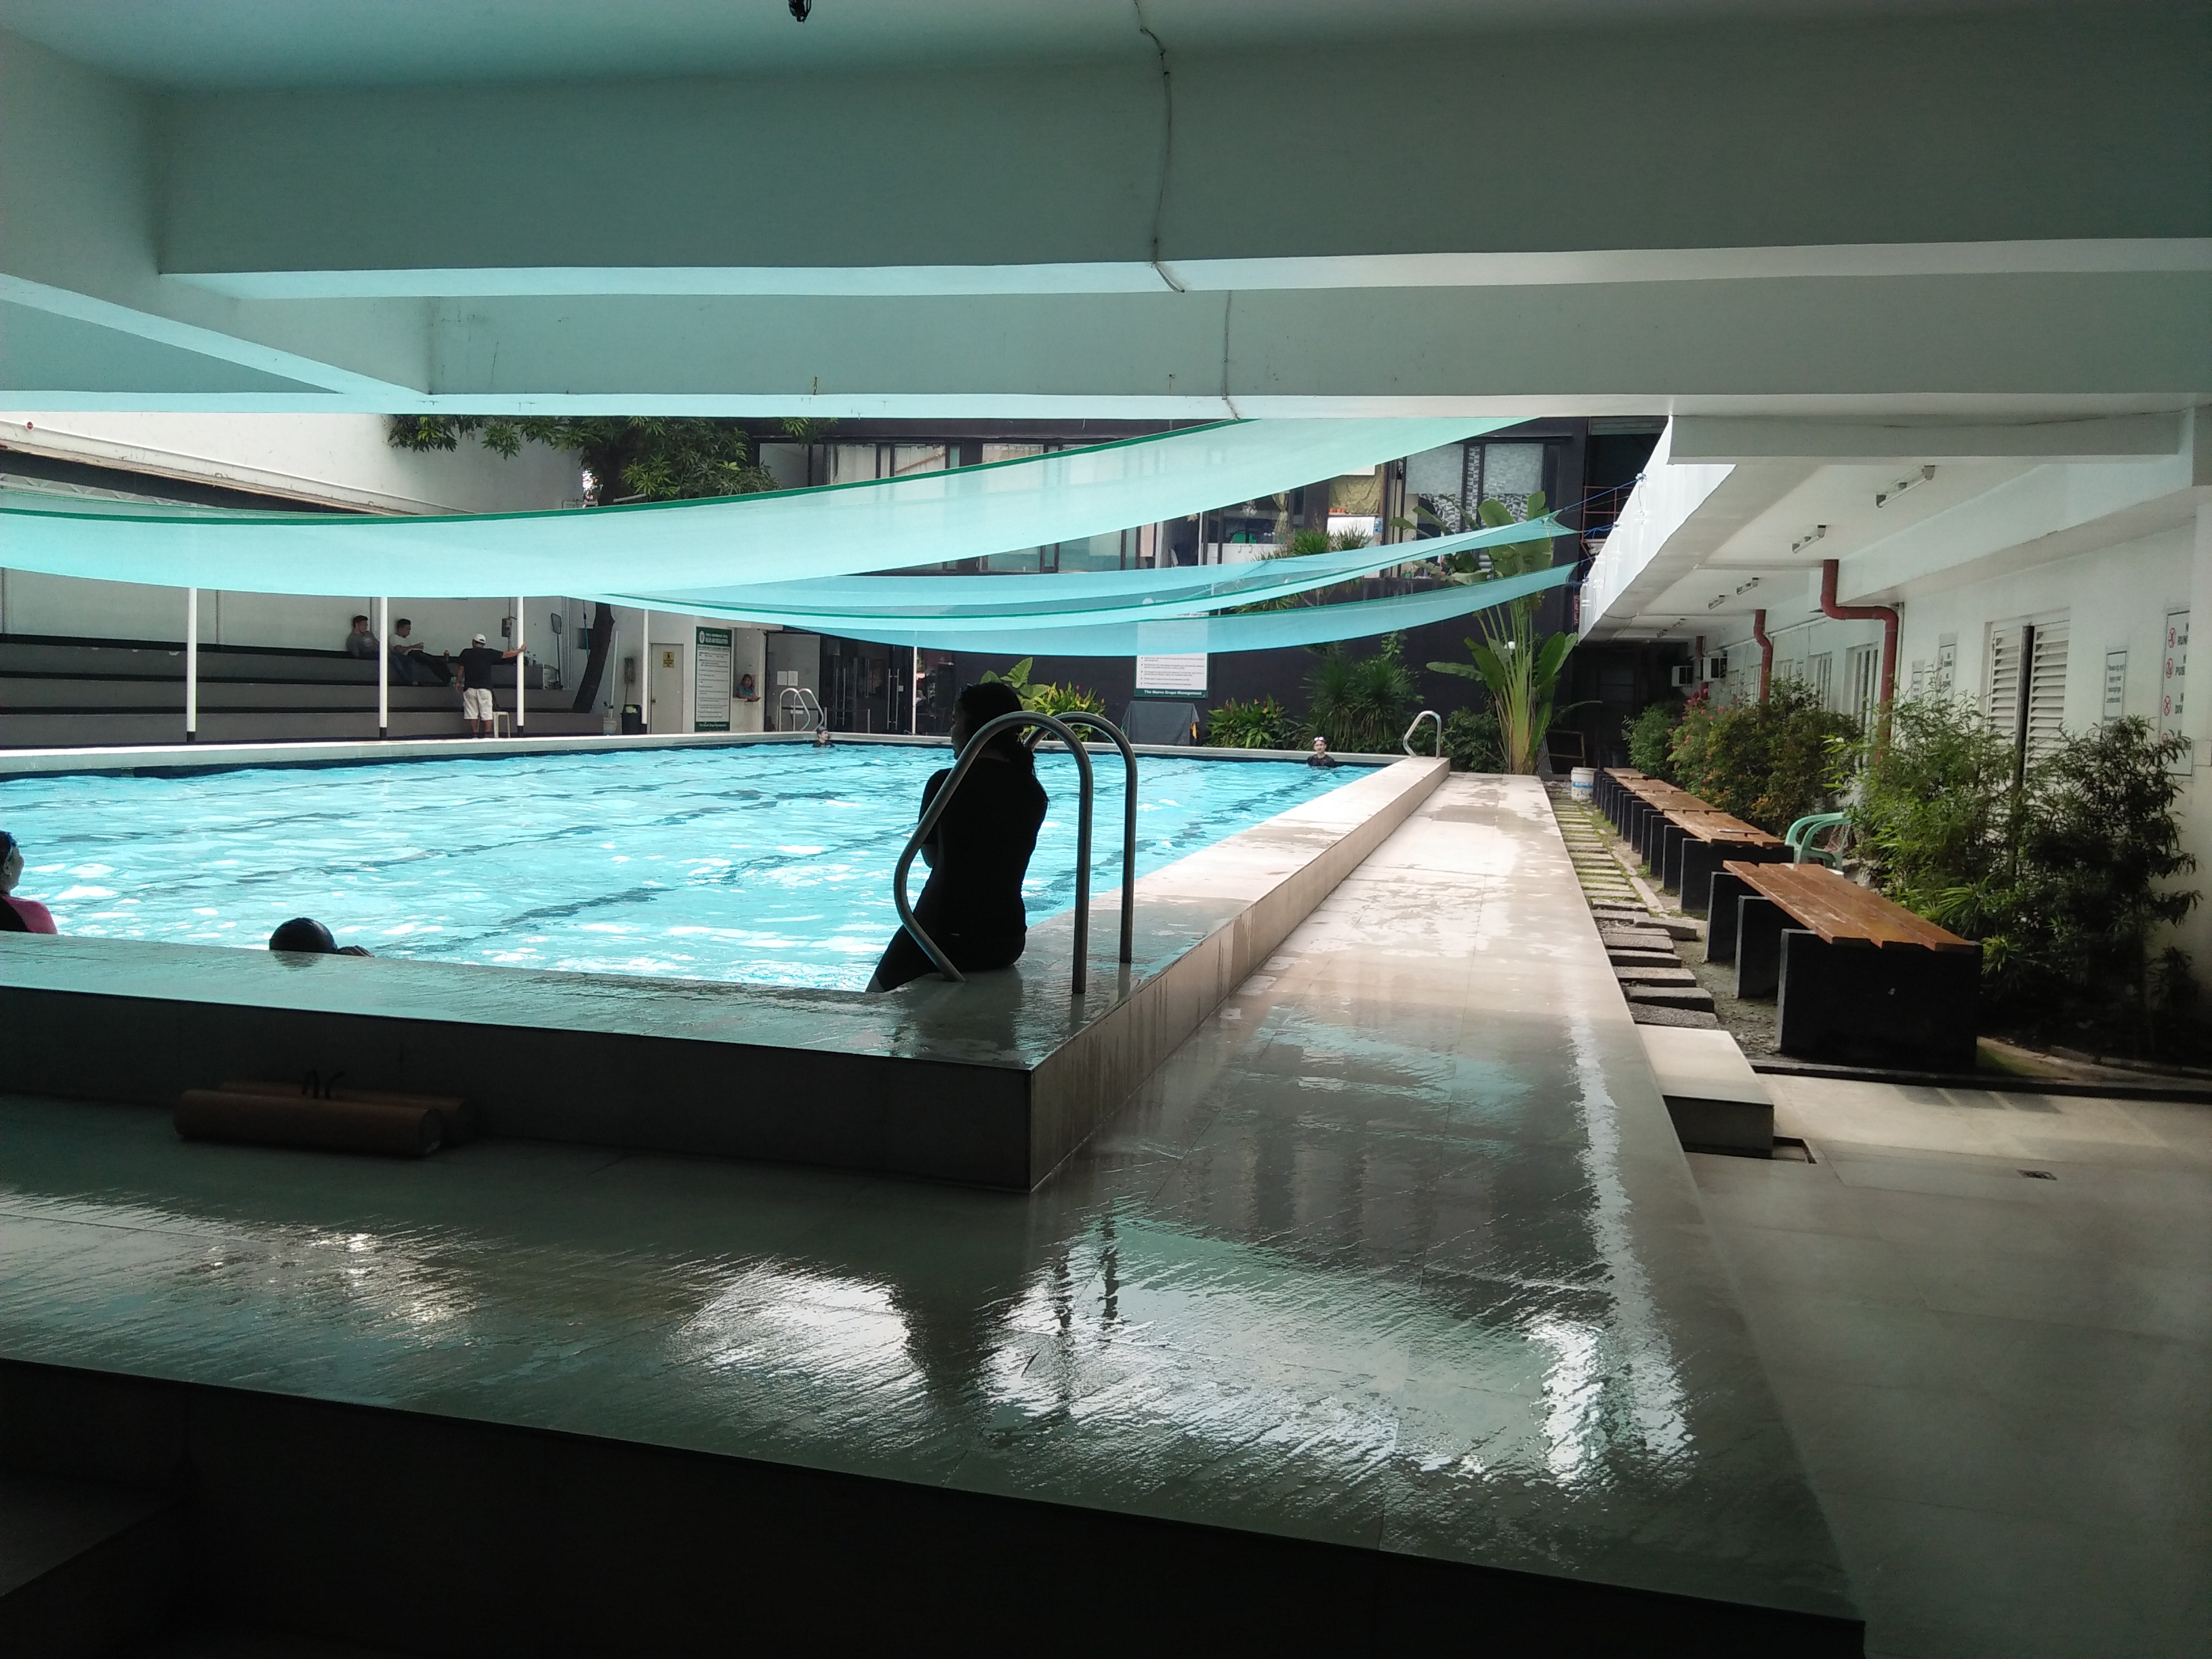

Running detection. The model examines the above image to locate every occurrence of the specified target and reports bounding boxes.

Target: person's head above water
[269,916,337,954]
[951,680,1031,766]
[0,830,22,894]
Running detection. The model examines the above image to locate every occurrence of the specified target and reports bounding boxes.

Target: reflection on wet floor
[0,775,1851,1621]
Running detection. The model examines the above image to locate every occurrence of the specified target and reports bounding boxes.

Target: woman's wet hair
[956,681,1032,767]
[0,830,18,862]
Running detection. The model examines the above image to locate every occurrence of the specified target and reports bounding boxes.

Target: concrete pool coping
[0,728,1393,778]
[0,753,1448,1188]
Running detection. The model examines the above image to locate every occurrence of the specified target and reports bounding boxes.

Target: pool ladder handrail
[893,710,1132,996]
[1034,712,1138,968]
[1403,708,1442,756]
[777,685,826,734]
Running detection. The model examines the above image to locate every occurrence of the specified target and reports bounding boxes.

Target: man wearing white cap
[455,632,523,737]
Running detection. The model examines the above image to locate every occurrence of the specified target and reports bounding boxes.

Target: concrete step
[1616,966,1699,987]
[1638,1024,1776,1153]
[1608,949,1682,969]
[1629,1003,1722,1029]
[0,1471,182,1656]
[1624,984,1718,1012]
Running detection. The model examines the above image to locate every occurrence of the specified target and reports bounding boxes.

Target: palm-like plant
[1427,491,1572,773]
[1304,635,1416,754]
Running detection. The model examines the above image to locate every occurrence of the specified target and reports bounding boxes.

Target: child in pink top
[0,832,58,934]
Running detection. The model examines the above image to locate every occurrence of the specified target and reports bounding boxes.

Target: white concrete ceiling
[0,0,2135,87]
[2,1,2205,415]
[1582,410,2207,641]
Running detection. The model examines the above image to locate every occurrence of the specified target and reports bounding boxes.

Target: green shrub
[1665,689,1716,794]
[1677,679,1860,834]
[1302,634,1416,754]
[1442,707,1503,772]
[2001,716,2198,1038]
[1851,697,2201,1048]
[1626,702,1681,778]
[1025,680,1106,718]
[1206,697,1290,750]
[1848,691,2018,918]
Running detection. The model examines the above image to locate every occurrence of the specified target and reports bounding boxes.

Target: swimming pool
[0,743,1361,989]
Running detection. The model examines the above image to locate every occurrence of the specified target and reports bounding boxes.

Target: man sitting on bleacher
[344,614,379,659]
[388,618,453,685]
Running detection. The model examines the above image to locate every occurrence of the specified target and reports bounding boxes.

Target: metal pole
[639,607,651,733]
[376,595,389,739]
[184,587,199,743]
[515,596,526,731]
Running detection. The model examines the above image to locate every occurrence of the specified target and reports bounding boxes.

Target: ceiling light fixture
[1876,465,1936,508]
[1790,525,1828,556]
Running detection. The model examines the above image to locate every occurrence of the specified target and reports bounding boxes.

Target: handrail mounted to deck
[892,710,1098,995]
[1403,708,1442,756]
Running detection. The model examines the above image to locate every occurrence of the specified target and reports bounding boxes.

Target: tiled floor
[0,773,1853,1633]
[1691,1078,2212,1659]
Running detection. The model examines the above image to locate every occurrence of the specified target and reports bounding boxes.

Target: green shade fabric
[614,518,1563,630]
[682,562,1580,657]
[0,418,1516,596]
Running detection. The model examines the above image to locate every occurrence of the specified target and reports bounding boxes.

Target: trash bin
[1570,766,1597,802]
[621,703,645,735]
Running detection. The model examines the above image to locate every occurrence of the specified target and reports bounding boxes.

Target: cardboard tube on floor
[177,1090,442,1158]
[219,1079,474,1143]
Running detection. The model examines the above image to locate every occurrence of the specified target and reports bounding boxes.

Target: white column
[376,595,389,739]
[515,596,527,731]
[639,607,651,732]
[184,587,199,743]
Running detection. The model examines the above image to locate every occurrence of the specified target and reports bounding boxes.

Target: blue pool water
[0,744,1360,989]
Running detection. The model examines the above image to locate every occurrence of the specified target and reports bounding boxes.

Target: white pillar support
[376,595,389,739]
[515,595,527,731]
[639,607,651,733]
[184,587,199,743]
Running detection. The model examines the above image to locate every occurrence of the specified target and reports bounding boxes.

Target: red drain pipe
[1820,558,1898,710]
[1752,609,1774,702]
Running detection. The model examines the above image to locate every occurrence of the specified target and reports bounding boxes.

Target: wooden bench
[1657,811,1788,914]
[1705,860,1981,1069]
[1598,773,1790,907]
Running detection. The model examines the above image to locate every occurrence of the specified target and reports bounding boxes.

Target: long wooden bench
[1597,771,1789,910]
[1705,859,1981,1070]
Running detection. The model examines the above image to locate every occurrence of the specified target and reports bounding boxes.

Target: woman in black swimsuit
[867,681,1048,991]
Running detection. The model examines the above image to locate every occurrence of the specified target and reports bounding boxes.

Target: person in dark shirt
[344,614,378,659]
[0,831,57,934]
[455,632,522,737]
[867,681,1048,991]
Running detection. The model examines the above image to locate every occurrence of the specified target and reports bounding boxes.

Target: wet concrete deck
[0,774,1856,1645]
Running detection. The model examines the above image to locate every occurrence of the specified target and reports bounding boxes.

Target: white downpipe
[376,595,389,739]
[184,587,199,742]
[515,595,526,731]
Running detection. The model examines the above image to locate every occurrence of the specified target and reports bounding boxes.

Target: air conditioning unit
[1668,663,1696,690]
[1702,655,1729,682]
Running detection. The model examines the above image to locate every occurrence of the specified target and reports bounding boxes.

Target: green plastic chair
[1784,811,1849,867]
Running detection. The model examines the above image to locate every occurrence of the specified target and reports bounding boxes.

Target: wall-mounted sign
[2103,649,2127,720]
[1135,619,1207,695]
[695,626,733,732]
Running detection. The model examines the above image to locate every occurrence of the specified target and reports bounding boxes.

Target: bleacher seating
[0,634,605,747]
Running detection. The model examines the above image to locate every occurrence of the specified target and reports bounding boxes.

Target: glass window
[890,445,947,477]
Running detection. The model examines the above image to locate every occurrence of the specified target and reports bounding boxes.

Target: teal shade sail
[0,418,1517,597]
[617,517,1563,629]
[658,562,1579,656]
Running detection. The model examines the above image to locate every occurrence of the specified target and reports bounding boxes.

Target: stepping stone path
[1629,1002,1722,1028]
[1549,787,1724,1025]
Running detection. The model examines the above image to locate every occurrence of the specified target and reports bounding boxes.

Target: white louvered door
[1986,623,2024,735]
[2026,619,2069,760]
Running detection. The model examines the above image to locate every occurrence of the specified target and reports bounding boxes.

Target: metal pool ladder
[777,686,826,734]
[1403,708,1442,756]
[892,711,1138,996]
